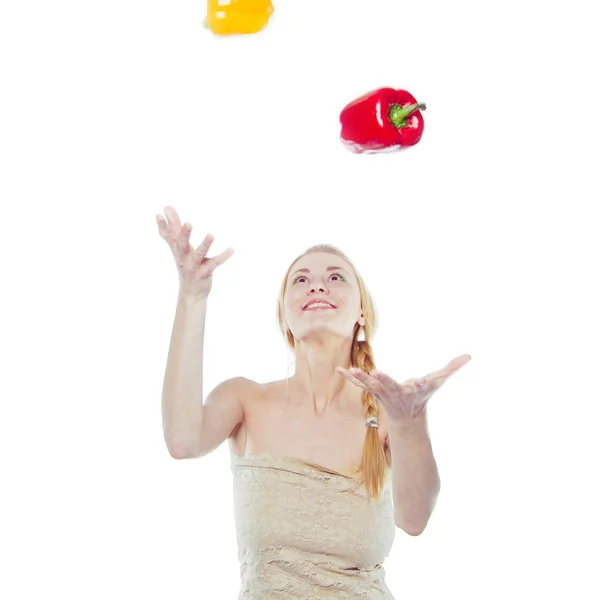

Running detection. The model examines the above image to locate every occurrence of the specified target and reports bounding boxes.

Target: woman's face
[283,252,365,342]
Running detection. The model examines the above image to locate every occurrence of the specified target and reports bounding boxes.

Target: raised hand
[336,354,471,422]
[156,205,234,299]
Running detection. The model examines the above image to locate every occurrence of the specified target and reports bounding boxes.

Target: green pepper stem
[202,16,209,29]
[388,102,427,128]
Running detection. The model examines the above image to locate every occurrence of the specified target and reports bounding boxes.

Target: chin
[295,328,349,342]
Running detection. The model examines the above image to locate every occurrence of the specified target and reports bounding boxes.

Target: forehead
[290,252,354,275]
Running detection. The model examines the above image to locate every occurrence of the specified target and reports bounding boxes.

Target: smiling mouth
[304,302,336,311]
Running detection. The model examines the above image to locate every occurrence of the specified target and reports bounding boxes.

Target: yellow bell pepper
[203,0,274,36]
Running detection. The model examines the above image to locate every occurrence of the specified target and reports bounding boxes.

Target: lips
[303,299,336,310]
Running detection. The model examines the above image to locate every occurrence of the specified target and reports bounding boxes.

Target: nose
[308,278,328,294]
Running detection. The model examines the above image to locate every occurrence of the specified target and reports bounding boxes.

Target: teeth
[306,302,332,309]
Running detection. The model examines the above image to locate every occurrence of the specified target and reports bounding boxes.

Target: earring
[357,326,365,342]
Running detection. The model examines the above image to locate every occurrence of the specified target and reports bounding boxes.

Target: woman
[157,205,470,599]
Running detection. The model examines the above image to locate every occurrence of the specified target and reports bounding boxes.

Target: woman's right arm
[161,292,208,458]
[161,293,250,460]
[157,206,237,459]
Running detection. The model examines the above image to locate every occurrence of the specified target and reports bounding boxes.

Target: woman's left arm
[387,411,440,535]
[337,353,471,535]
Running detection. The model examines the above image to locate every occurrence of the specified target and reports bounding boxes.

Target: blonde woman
[157,205,470,599]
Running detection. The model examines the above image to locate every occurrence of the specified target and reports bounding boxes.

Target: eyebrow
[290,266,348,278]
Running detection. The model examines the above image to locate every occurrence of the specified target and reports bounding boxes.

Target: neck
[289,335,357,415]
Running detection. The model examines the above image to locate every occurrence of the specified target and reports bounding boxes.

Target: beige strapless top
[231,452,396,599]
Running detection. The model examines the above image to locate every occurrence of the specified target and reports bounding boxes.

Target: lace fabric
[231,452,396,599]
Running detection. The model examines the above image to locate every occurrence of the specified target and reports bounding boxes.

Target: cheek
[286,287,302,303]
[283,292,298,317]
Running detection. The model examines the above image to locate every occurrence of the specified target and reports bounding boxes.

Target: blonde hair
[276,244,389,501]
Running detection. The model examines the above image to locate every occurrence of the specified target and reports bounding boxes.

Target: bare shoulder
[188,376,261,459]
[204,376,265,423]
[205,375,259,402]
[225,377,288,456]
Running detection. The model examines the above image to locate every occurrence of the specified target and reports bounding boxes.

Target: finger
[420,354,471,378]
[448,354,471,371]
[204,247,235,274]
[336,367,365,388]
[370,371,412,398]
[346,374,368,390]
[428,354,471,386]
[420,370,447,391]
[156,214,169,239]
[175,223,193,255]
[164,206,182,231]
[350,368,384,393]
[439,354,471,375]
[369,370,398,389]
[194,233,215,259]
[373,371,419,397]
[190,246,232,277]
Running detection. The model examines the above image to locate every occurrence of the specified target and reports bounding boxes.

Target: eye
[292,275,308,284]
[291,272,347,285]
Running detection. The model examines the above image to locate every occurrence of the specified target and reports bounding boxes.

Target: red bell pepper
[339,88,426,154]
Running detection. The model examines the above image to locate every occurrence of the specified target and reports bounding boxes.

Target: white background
[1,0,599,598]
